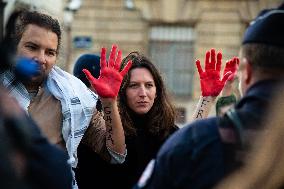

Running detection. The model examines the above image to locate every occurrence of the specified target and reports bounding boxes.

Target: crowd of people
[0,2,283,189]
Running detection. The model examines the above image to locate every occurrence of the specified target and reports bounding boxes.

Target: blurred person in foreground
[0,86,72,189]
[134,2,284,189]
[1,9,131,188]
[215,85,284,189]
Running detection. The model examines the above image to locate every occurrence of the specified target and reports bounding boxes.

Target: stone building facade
[5,0,282,125]
[69,0,282,125]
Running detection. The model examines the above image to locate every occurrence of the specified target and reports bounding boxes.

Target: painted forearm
[192,96,216,121]
[101,98,126,155]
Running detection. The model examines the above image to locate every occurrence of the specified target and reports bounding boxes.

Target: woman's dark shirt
[75,113,178,189]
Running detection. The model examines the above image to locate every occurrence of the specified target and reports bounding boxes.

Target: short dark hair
[9,9,62,53]
[241,43,284,76]
[119,52,176,138]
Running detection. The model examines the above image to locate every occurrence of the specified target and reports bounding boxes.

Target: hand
[196,49,232,97]
[83,44,132,98]
[224,57,239,81]
[221,57,239,96]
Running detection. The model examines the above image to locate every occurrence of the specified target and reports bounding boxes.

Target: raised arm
[215,57,239,116]
[220,57,239,96]
[192,49,237,120]
[82,44,132,162]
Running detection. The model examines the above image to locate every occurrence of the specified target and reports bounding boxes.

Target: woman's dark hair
[119,52,176,139]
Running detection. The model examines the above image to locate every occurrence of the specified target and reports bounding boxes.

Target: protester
[0,86,72,189]
[1,9,131,188]
[83,51,178,188]
[73,53,102,111]
[0,10,72,189]
[134,3,284,188]
[73,54,101,88]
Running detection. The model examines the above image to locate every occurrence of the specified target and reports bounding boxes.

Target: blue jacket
[135,80,280,189]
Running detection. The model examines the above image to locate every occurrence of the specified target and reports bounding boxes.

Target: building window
[149,26,195,98]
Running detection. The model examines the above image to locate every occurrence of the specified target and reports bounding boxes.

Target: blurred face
[126,68,157,115]
[17,24,58,87]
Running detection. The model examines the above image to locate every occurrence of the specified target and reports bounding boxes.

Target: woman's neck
[130,111,149,126]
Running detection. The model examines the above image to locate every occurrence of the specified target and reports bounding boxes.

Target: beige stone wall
[133,0,281,99]
[4,0,64,23]
[69,0,282,123]
[68,0,148,72]
[70,0,282,74]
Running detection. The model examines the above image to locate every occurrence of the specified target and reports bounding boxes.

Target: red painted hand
[196,49,232,96]
[83,44,132,98]
[223,57,239,81]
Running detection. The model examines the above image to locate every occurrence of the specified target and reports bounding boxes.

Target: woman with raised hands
[82,44,132,163]
[83,51,178,189]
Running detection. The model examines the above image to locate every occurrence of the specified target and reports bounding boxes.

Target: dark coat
[136,80,280,189]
